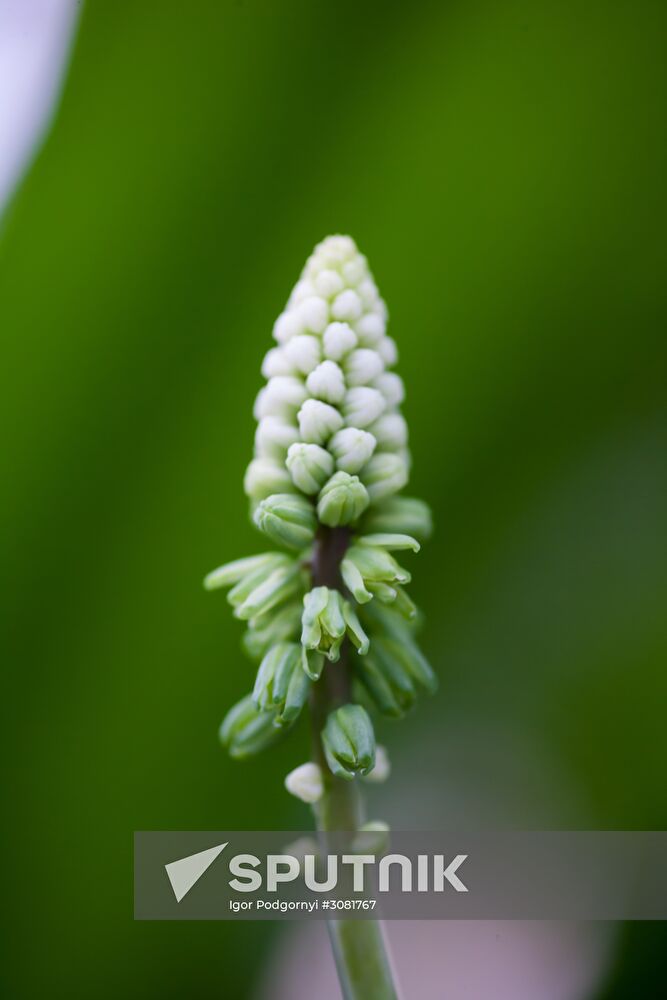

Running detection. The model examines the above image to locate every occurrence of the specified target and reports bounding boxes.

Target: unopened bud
[321,704,376,780]
[286,443,334,494]
[317,471,370,527]
[360,452,409,501]
[253,493,317,550]
[329,427,377,474]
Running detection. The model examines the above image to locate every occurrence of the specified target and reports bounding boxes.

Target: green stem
[309,527,400,1000]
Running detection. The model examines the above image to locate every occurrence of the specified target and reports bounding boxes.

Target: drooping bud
[242,600,303,660]
[252,642,310,724]
[253,493,317,550]
[360,452,409,501]
[329,427,377,474]
[321,704,376,779]
[301,587,346,662]
[204,552,288,591]
[233,561,303,621]
[317,471,370,527]
[357,533,420,553]
[286,442,334,494]
[341,545,410,605]
[284,762,324,804]
[219,694,284,759]
[360,495,433,540]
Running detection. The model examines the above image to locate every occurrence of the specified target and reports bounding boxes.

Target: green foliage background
[1,1,665,997]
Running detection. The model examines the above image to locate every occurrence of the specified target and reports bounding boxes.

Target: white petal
[297,398,344,444]
[344,348,384,387]
[342,386,386,428]
[306,360,346,404]
[283,334,321,375]
[322,322,358,361]
[332,289,363,321]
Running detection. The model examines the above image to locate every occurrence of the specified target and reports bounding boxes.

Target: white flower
[329,427,377,474]
[261,347,294,378]
[306,360,346,404]
[322,322,358,361]
[254,376,308,419]
[374,371,405,407]
[283,334,321,375]
[314,269,344,298]
[332,289,363,321]
[297,296,329,334]
[355,311,385,345]
[369,412,408,450]
[343,386,386,428]
[286,443,334,494]
[254,416,300,458]
[297,399,344,444]
[376,336,398,366]
[344,348,384,387]
[284,762,324,803]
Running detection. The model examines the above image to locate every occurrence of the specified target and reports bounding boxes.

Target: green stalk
[310,527,399,1000]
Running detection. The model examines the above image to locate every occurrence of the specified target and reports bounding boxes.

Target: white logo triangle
[165,842,228,902]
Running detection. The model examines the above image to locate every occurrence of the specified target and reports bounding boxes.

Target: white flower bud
[314,269,344,298]
[343,386,386,428]
[369,412,408,450]
[376,336,398,367]
[361,452,408,501]
[284,762,324,804]
[332,288,363,321]
[283,334,321,375]
[254,416,300,458]
[342,255,367,286]
[253,376,308,419]
[329,427,377,473]
[297,398,343,444]
[286,443,334,494]
[357,277,379,309]
[374,371,405,407]
[273,310,302,344]
[288,279,315,306]
[298,295,329,333]
[323,322,358,361]
[363,744,391,783]
[355,311,385,345]
[344,348,384,387]
[244,458,295,500]
[261,347,294,378]
[306,360,346,404]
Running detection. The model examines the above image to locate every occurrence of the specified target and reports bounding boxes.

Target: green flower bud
[359,496,433,541]
[204,552,287,591]
[342,600,370,654]
[253,493,317,550]
[234,562,303,621]
[317,471,370,527]
[301,645,326,680]
[301,586,346,662]
[321,704,376,779]
[341,555,373,604]
[361,452,409,502]
[253,642,310,724]
[353,649,416,718]
[219,694,284,759]
[342,545,411,608]
[242,600,302,660]
[226,554,293,608]
[363,602,437,694]
[286,442,334,495]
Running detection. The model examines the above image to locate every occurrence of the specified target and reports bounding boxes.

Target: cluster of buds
[206,236,435,804]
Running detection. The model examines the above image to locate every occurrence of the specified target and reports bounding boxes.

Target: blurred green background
[1,1,665,997]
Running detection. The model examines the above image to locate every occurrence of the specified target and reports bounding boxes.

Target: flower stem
[309,527,400,1000]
